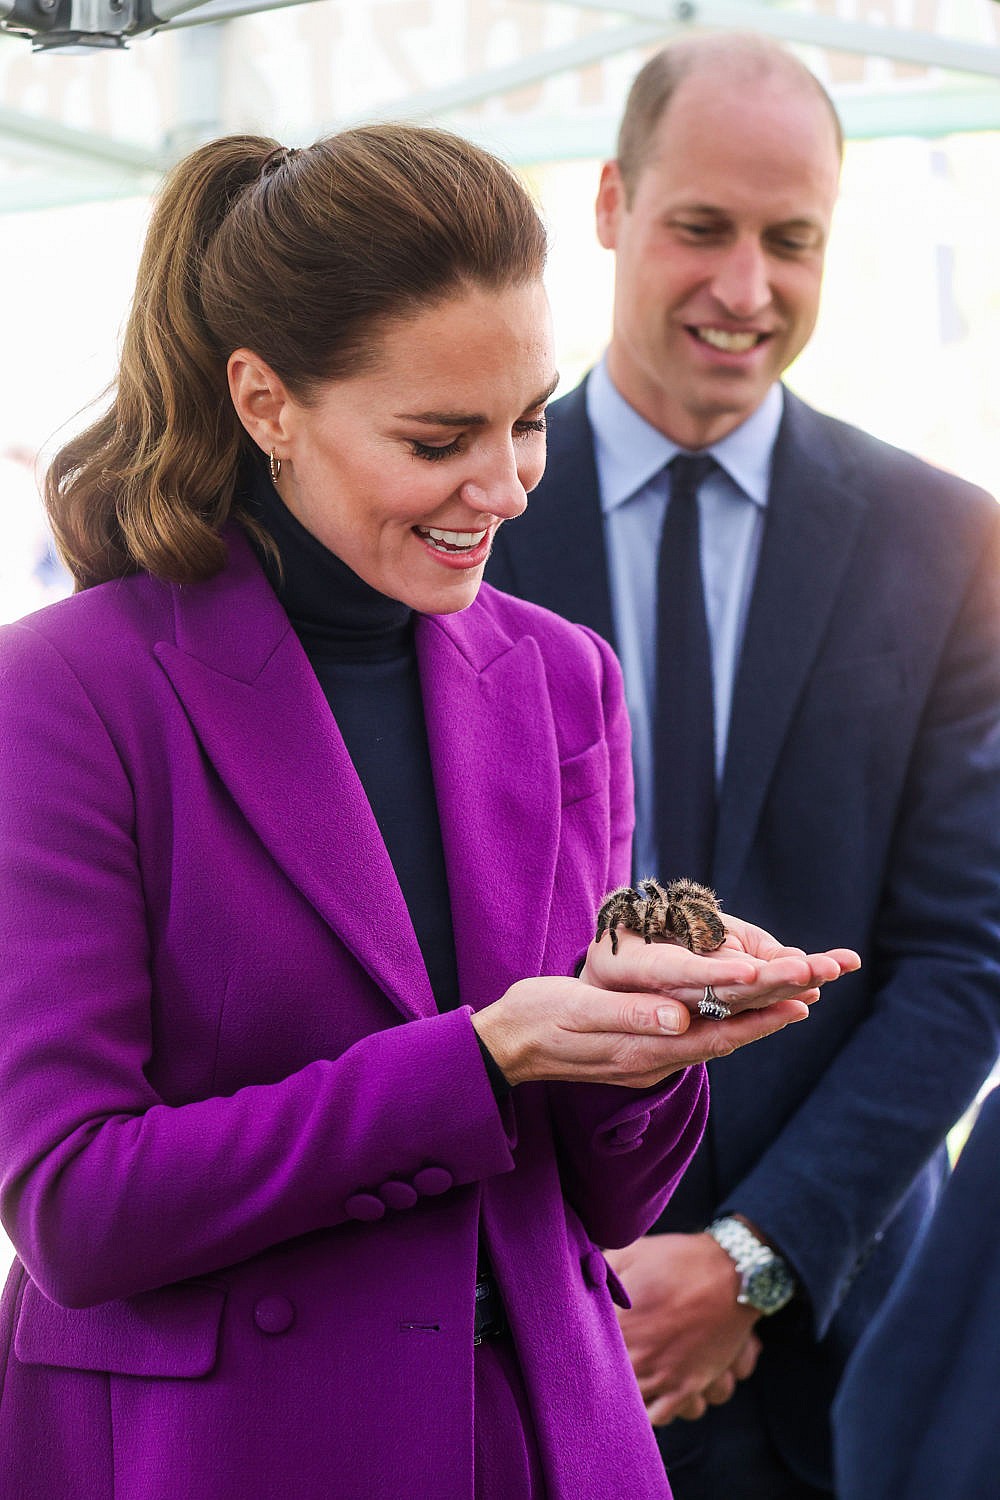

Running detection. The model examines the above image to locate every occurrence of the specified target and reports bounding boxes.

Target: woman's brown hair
[46,125,548,588]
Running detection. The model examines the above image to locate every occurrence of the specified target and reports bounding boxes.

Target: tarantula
[595,877,726,956]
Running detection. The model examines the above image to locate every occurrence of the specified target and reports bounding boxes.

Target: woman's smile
[412,522,498,574]
[414,524,490,554]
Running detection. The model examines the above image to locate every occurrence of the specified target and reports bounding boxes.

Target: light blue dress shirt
[587,359,782,880]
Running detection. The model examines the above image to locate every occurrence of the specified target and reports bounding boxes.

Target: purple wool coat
[0,530,707,1500]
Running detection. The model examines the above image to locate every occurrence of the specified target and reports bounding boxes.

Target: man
[486,33,1000,1500]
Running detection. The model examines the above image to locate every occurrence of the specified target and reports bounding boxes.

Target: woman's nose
[461,444,530,520]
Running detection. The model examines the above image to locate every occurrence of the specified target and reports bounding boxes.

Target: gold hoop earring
[269,449,282,483]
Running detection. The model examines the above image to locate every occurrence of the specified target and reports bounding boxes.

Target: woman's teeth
[417,527,489,552]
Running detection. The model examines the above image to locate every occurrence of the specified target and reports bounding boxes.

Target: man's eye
[515,418,546,439]
[770,233,818,255]
[675,222,719,239]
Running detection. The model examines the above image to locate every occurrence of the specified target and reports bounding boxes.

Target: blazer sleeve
[0,622,518,1310]
[723,501,1000,1336]
[542,624,710,1249]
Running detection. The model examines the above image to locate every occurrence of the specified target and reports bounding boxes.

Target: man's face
[597,68,842,449]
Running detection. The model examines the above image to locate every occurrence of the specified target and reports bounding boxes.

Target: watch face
[745,1259,794,1315]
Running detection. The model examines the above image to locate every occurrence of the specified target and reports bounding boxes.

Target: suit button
[345,1192,387,1221]
[581,1249,608,1290]
[254,1295,295,1335]
[413,1166,453,1196]
[380,1180,419,1211]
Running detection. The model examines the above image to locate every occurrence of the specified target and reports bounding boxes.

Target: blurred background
[2,0,999,1269]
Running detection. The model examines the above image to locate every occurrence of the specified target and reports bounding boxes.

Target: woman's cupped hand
[471,917,860,1088]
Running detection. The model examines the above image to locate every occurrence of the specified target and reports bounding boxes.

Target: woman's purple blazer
[0,530,707,1499]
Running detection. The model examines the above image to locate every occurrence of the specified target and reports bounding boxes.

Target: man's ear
[227,349,295,455]
[595,160,627,251]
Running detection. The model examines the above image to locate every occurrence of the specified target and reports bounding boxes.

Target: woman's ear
[227,349,295,455]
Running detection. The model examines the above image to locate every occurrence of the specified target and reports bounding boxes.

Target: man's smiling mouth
[691,327,768,353]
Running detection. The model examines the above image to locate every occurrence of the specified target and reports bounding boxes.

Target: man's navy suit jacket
[486,377,1000,1487]
[834,1084,1000,1500]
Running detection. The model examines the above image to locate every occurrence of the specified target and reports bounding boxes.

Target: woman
[0,126,856,1499]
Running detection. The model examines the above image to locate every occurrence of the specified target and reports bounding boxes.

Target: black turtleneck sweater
[243,457,464,1019]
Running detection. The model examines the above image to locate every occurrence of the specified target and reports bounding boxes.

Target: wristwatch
[707,1215,796,1316]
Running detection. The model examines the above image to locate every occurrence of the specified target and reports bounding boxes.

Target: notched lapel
[155,537,435,1022]
[715,396,867,896]
[417,611,561,1012]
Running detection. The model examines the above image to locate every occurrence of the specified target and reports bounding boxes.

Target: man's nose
[709,238,772,319]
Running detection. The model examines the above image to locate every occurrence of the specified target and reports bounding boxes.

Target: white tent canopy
[2,0,1000,211]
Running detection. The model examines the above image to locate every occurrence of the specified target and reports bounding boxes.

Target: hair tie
[259,145,302,180]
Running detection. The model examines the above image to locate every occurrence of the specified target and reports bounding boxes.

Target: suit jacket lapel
[154,531,435,1021]
[714,392,867,897]
[502,379,618,648]
[416,607,560,1012]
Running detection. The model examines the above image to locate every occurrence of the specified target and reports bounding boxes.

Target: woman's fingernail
[656,1006,685,1034]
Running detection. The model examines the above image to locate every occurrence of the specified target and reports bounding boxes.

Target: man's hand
[606,1232,763,1426]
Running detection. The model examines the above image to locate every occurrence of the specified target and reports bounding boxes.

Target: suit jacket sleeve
[724,500,1000,1336]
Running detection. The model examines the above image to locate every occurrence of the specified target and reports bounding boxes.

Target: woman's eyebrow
[396,376,561,429]
[396,409,489,428]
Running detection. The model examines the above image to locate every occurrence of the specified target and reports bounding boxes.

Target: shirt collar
[587,356,782,514]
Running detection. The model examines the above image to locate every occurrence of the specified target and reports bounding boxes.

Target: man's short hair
[615,33,844,203]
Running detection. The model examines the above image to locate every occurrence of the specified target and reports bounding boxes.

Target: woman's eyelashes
[409,437,462,462]
[408,416,546,464]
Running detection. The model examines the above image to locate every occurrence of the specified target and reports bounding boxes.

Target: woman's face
[273,281,556,614]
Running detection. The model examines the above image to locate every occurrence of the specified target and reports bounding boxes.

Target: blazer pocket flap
[14,1277,227,1378]
[560,740,609,808]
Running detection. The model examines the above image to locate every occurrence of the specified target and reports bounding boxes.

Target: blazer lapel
[714,392,867,898]
[416,607,561,1012]
[154,531,435,1021]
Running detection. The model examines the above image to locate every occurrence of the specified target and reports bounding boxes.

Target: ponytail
[45,136,278,588]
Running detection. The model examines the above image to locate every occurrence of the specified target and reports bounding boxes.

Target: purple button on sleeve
[345,1192,387,1222]
[412,1166,453,1197]
[380,1180,419,1211]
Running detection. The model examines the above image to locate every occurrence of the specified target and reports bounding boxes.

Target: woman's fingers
[825,947,863,972]
[476,941,849,1086]
[565,989,812,1074]
[585,932,858,1019]
[586,935,759,994]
